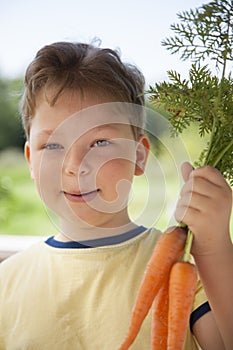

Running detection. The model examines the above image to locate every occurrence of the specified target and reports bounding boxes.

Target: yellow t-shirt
[0,228,207,349]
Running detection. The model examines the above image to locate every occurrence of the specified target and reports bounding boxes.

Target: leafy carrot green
[147,0,233,185]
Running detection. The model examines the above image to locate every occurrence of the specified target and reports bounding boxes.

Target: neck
[55,212,138,242]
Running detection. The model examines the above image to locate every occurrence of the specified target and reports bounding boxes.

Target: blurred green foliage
[0,77,25,151]
[0,149,58,236]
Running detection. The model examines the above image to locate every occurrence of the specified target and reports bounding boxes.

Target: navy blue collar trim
[45,237,91,249]
[45,225,147,249]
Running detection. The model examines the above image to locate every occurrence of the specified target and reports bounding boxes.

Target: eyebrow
[94,123,128,132]
[35,129,54,137]
[94,124,118,131]
[35,123,127,138]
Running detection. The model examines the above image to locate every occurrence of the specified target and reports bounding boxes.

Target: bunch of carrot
[118,226,198,350]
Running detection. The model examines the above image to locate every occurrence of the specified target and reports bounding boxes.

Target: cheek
[32,157,62,197]
[98,159,135,189]
[95,160,134,206]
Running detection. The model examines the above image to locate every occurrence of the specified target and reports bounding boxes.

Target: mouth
[63,189,100,203]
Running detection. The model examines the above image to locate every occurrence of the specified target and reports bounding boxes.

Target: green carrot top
[147,0,233,185]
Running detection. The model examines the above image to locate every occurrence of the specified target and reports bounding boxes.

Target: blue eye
[44,143,64,150]
[92,140,111,147]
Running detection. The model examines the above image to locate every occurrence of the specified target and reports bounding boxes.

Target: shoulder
[0,240,46,282]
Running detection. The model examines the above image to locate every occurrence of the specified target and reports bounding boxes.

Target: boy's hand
[175,162,232,256]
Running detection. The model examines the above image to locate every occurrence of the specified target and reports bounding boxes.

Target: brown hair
[20,41,145,139]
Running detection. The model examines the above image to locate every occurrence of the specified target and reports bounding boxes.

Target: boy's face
[25,90,149,235]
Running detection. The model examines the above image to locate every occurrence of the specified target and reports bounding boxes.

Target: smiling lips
[63,189,99,203]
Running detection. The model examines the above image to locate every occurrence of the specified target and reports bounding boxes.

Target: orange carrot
[167,261,198,350]
[151,276,169,350]
[118,227,186,350]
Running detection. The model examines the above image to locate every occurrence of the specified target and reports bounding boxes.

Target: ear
[24,141,34,180]
[134,134,150,176]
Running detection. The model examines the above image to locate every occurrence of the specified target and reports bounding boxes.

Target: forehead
[34,89,116,118]
[30,93,137,144]
[31,90,136,140]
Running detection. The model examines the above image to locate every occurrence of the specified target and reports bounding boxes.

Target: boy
[0,41,232,349]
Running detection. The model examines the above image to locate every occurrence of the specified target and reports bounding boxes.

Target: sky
[0,0,208,86]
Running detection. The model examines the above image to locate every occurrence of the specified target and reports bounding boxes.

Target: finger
[180,176,220,199]
[177,190,211,215]
[190,165,230,189]
[181,162,194,183]
[174,202,200,228]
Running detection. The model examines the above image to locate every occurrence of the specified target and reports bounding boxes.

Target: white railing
[0,235,44,262]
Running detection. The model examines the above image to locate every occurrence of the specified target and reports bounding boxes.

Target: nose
[63,146,90,176]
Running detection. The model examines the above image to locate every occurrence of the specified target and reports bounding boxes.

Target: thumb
[181,161,194,182]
